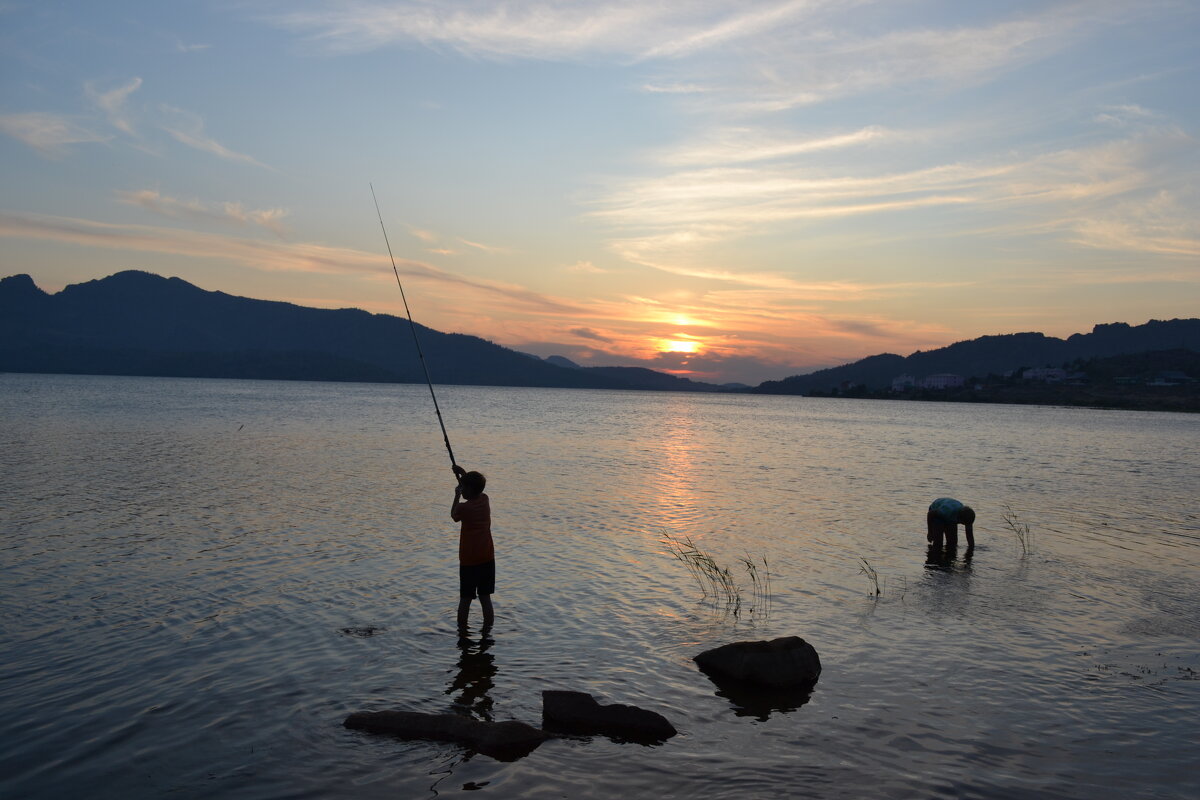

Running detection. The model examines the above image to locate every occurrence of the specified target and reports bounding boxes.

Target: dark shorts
[459,560,495,599]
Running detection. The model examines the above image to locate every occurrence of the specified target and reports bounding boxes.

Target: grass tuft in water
[738,554,773,616]
[661,532,772,617]
[858,557,882,595]
[1001,504,1034,555]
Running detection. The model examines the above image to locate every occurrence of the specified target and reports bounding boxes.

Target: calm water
[1,374,1198,799]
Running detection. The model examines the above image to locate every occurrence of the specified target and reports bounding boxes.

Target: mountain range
[0,271,723,391]
[753,320,1200,394]
[2,270,1197,394]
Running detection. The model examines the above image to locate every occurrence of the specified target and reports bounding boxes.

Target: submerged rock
[343,710,549,761]
[693,636,821,689]
[542,690,677,744]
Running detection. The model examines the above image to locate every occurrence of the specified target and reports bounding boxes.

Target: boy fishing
[451,464,494,632]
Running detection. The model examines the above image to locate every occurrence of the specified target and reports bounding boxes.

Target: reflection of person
[446,634,496,721]
[926,497,975,549]
[451,465,494,632]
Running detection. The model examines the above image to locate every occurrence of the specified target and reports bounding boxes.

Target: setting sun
[661,339,698,354]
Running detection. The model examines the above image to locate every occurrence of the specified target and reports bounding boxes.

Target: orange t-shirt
[452,493,493,566]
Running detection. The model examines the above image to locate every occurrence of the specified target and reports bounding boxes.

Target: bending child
[451,465,494,632]
[927,497,975,549]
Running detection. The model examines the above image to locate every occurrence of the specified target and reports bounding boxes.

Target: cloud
[566,260,608,273]
[116,189,290,235]
[0,211,583,315]
[0,112,108,158]
[408,226,437,242]
[176,40,211,53]
[268,2,810,60]
[460,237,509,254]
[688,3,1136,114]
[590,158,996,239]
[267,2,1140,116]
[661,125,892,167]
[640,82,711,94]
[1068,190,1200,257]
[159,106,271,168]
[86,77,142,137]
[591,124,1195,282]
[569,327,612,342]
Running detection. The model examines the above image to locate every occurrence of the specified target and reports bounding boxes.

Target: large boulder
[542,690,677,744]
[693,636,821,689]
[344,710,549,761]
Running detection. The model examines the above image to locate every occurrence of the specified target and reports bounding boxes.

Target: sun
[661,339,698,354]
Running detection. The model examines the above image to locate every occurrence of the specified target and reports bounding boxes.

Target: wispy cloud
[86,77,142,137]
[269,2,1137,113]
[569,327,612,342]
[0,112,108,158]
[640,82,711,94]
[460,237,509,254]
[593,124,1194,281]
[116,189,290,236]
[0,211,581,314]
[159,106,271,168]
[268,2,798,60]
[661,125,892,167]
[1068,190,1200,257]
[566,260,608,274]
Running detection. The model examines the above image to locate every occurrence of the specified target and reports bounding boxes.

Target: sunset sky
[2,1,1198,384]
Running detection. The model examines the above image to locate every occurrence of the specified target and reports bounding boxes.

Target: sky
[2,1,1198,385]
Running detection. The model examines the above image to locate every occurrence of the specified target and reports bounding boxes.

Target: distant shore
[804,382,1200,413]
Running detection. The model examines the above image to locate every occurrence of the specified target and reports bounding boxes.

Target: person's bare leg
[929,520,946,548]
[479,595,494,629]
[457,597,471,630]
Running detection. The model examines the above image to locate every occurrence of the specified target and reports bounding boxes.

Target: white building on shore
[1023,367,1067,382]
[920,373,964,389]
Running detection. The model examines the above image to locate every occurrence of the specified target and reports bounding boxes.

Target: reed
[738,554,773,615]
[1001,505,1033,555]
[858,557,881,595]
[661,533,772,616]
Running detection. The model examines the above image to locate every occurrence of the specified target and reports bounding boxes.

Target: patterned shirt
[928,497,964,524]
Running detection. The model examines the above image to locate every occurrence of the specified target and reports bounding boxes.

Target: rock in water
[542,690,677,744]
[693,636,821,688]
[343,710,549,761]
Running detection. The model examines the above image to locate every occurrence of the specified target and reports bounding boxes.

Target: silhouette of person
[926,497,975,549]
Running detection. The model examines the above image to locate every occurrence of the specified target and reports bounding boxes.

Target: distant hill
[826,349,1200,413]
[0,271,722,392]
[545,355,582,369]
[751,321,1200,395]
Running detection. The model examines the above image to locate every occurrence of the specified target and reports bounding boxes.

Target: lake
[1,373,1197,799]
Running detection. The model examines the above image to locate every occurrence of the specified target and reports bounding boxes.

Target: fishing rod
[370,182,458,474]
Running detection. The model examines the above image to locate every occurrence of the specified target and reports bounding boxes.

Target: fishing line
[370,182,458,472]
